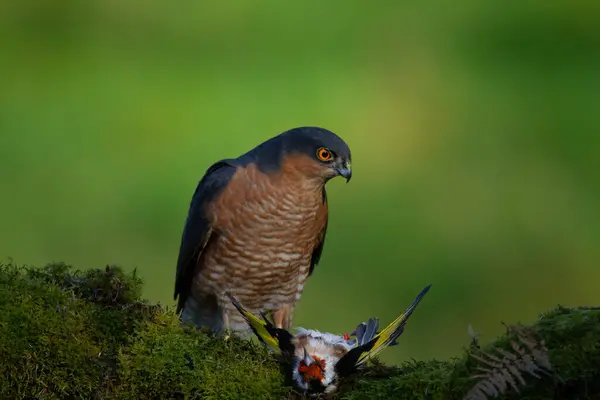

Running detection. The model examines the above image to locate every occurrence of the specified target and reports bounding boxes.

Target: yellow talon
[223,313,231,341]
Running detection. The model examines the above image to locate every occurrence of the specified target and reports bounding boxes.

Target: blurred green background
[1,1,599,365]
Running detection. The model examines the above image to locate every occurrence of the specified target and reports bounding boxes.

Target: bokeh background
[1,1,599,365]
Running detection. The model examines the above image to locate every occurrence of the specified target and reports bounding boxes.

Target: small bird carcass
[227,284,432,395]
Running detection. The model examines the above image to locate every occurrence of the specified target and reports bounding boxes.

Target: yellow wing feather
[226,293,281,353]
[356,284,431,366]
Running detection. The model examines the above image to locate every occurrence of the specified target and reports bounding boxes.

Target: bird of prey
[227,284,432,395]
[174,127,352,337]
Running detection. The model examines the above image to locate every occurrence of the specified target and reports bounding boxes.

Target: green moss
[115,311,288,400]
[0,263,105,399]
[1,262,599,399]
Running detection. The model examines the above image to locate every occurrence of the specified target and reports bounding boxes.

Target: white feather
[291,327,357,393]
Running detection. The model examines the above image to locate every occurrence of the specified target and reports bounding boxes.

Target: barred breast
[188,157,328,334]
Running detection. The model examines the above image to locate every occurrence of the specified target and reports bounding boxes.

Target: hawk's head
[251,126,352,183]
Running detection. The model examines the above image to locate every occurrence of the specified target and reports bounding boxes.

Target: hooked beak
[336,161,352,183]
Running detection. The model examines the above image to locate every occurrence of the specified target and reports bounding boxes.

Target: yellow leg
[223,312,231,341]
[272,305,293,330]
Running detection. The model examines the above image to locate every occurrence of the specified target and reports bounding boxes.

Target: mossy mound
[0,263,286,400]
[1,262,598,399]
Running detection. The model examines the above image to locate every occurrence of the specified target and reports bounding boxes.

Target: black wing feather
[174,159,237,314]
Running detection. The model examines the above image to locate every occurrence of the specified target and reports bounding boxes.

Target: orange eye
[316,147,333,162]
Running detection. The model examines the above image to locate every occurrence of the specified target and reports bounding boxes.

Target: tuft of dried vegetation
[464,324,552,400]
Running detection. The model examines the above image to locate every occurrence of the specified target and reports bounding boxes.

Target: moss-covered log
[1,262,598,399]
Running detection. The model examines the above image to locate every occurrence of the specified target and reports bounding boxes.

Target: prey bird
[174,127,352,336]
[227,284,432,395]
